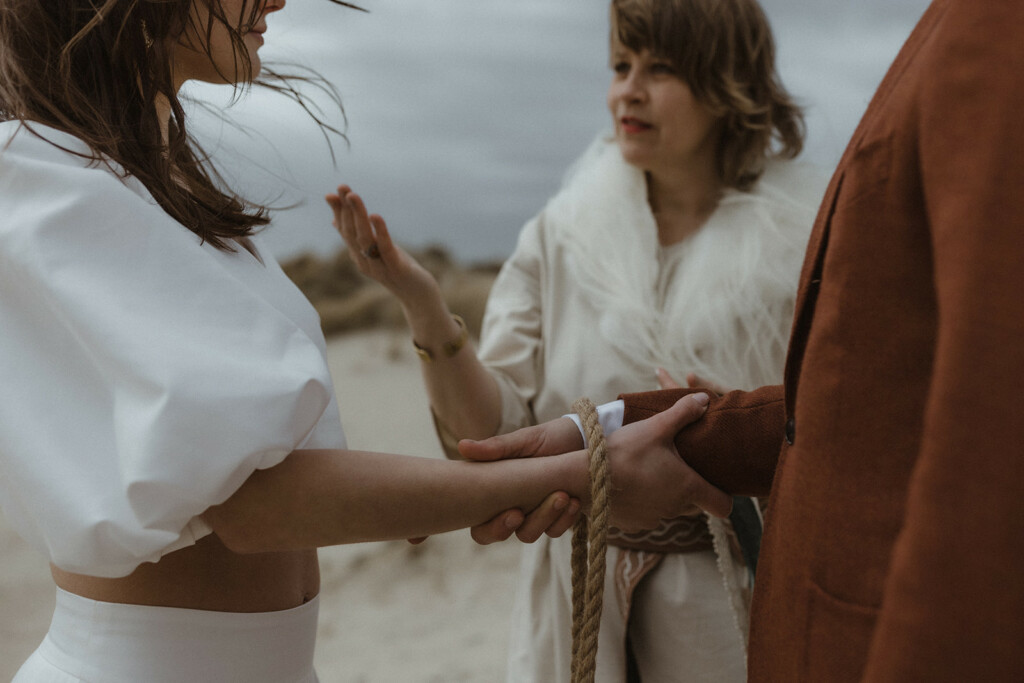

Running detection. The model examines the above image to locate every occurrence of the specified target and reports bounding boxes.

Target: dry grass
[281,246,501,339]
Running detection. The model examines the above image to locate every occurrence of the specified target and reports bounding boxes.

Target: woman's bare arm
[326,188,504,441]
[202,448,589,554]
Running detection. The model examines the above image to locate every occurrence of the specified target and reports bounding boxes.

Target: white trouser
[14,588,319,682]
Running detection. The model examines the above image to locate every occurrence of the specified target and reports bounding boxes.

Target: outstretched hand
[325,185,439,307]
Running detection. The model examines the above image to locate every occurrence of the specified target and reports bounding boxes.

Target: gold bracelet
[413,314,468,363]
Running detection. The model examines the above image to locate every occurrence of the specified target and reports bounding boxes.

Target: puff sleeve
[0,127,341,577]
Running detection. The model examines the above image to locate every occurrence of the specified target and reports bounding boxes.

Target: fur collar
[544,134,827,389]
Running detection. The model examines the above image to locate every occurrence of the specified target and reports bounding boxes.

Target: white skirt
[14,588,320,683]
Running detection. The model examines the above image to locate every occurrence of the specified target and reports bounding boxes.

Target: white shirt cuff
[564,399,625,447]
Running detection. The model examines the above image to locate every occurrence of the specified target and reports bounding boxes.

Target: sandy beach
[0,326,523,682]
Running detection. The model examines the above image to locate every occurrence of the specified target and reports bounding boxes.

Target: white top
[0,123,345,578]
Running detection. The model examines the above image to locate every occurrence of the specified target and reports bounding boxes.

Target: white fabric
[459,133,825,682]
[0,122,345,578]
[628,552,748,683]
[14,589,320,682]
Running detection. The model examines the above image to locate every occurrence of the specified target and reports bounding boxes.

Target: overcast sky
[187,0,932,263]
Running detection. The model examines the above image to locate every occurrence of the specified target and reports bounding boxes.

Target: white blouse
[0,123,345,578]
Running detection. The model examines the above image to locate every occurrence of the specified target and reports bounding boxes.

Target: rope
[570,397,611,683]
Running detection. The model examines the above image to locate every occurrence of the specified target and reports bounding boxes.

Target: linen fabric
[0,122,345,578]
[620,1,1024,680]
[437,133,825,681]
[14,589,320,682]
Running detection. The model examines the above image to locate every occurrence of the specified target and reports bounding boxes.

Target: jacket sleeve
[862,4,1024,680]
[620,385,785,497]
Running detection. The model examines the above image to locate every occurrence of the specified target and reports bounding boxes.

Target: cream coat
[442,134,825,681]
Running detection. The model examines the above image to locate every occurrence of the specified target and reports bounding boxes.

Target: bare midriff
[51,534,319,613]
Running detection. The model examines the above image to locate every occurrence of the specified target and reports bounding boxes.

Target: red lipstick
[620,116,652,134]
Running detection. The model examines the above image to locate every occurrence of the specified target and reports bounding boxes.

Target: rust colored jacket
[621,1,1024,680]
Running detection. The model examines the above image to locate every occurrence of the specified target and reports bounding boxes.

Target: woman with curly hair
[331,0,827,679]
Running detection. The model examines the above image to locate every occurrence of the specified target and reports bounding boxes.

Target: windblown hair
[0,0,361,250]
[611,0,805,190]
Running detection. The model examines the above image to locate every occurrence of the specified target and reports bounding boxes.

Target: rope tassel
[570,397,611,683]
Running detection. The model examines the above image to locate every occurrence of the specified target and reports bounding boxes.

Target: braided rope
[570,397,610,683]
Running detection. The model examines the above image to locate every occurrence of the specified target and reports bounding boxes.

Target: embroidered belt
[607,514,713,554]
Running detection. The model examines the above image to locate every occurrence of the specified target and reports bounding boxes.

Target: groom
[467,1,1024,680]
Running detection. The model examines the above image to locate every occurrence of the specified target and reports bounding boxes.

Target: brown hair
[0,0,362,251]
[610,0,804,190]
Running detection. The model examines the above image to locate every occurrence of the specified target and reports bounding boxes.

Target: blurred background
[2,2,935,680]
[189,0,932,266]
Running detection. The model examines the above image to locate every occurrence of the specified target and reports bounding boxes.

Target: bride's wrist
[550,449,592,509]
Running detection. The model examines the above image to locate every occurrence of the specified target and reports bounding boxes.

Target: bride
[0,1,693,679]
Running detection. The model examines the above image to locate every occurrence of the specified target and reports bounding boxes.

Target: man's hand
[605,393,732,530]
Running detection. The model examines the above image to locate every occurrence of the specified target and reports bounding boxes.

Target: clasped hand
[462,393,731,545]
[325,186,730,545]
